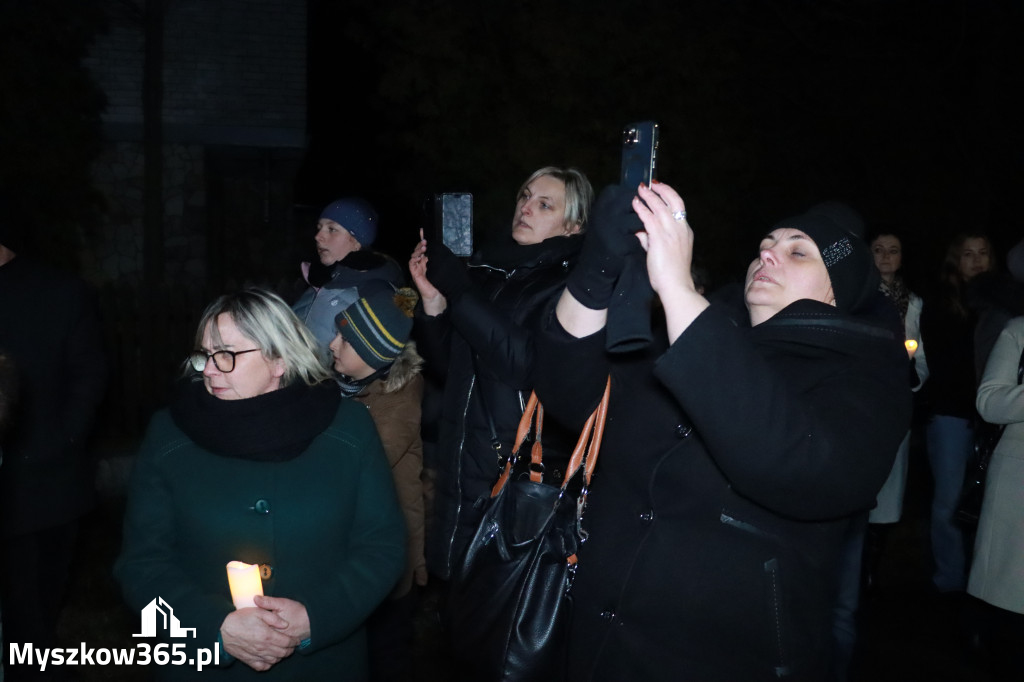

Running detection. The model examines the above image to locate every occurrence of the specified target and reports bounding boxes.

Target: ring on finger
[672,210,687,222]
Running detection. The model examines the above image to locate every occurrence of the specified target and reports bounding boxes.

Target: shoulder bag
[445,376,611,681]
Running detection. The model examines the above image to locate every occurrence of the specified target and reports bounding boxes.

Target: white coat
[968,315,1024,613]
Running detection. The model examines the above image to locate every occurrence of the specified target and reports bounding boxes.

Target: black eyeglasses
[188,348,261,373]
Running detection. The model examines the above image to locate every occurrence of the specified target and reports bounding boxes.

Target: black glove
[606,253,655,353]
[425,240,471,301]
[566,184,644,309]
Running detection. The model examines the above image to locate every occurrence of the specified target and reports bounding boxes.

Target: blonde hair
[192,287,332,386]
[516,166,594,230]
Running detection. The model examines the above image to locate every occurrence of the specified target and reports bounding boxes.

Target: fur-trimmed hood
[372,341,424,395]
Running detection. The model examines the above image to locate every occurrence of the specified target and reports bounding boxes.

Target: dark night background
[1,0,1021,291]
[0,2,1021,680]
[300,0,1023,290]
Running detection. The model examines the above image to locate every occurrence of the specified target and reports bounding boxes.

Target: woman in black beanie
[533,181,910,681]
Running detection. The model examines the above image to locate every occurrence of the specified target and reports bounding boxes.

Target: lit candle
[226,561,264,609]
[905,339,918,358]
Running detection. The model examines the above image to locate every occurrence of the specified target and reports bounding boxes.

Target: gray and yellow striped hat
[335,288,414,370]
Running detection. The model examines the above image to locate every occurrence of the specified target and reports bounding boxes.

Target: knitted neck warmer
[169,378,340,461]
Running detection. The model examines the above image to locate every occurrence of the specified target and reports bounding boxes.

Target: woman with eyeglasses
[115,287,406,680]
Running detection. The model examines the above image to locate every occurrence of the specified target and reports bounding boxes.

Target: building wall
[82,0,308,437]
[83,0,307,287]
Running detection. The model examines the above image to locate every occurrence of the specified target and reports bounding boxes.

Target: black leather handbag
[955,346,1024,526]
[445,377,610,682]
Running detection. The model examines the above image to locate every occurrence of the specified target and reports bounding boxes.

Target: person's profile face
[958,237,991,281]
[510,175,579,245]
[328,332,375,381]
[314,219,361,265]
[199,314,284,400]
[744,228,834,325]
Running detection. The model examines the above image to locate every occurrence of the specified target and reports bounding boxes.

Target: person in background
[408,165,593,583]
[534,181,910,680]
[919,232,995,595]
[863,230,930,584]
[0,351,19,682]
[292,197,404,360]
[116,288,405,680]
[327,287,426,682]
[0,201,107,682]
[967,245,1024,677]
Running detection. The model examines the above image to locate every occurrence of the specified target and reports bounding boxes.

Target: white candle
[226,561,264,609]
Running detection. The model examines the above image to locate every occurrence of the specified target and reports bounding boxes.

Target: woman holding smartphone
[533,182,910,680]
[408,166,593,584]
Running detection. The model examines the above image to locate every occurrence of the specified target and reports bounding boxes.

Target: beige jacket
[355,342,427,598]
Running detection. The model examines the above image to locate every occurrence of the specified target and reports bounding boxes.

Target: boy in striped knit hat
[330,288,425,682]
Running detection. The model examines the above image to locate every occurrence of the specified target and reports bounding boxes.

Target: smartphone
[433,192,474,257]
[621,121,659,188]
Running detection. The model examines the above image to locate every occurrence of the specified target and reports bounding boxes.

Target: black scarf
[169,378,341,462]
[751,298,901,363]
[307,250,392,288]
[472,233,582,271]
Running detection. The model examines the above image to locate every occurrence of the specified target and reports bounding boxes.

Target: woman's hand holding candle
[220,608,297,671]
[254,595,312,643]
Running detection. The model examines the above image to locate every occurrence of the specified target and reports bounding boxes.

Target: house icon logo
[132,597,197,638]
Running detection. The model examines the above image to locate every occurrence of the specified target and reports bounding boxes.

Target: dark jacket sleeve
[413,304,453,384]
[447,289,541,389]
[653,306,909,520]
[114,414,235,660]
[295,415,407,652]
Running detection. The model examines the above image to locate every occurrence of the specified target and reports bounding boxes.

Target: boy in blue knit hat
[292,197,405,360]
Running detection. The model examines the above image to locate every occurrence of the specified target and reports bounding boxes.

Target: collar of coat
[470,233,582,272]
[750,298,904,366]
[169,377,340,462]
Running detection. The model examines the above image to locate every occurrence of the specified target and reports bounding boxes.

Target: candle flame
[905,339,918,358]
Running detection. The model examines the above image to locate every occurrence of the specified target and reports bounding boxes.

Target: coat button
[675,424,692,438]
[599,610,615,621]
[259,564,273,580]
[639,510,655,524]
[253,499,271,514]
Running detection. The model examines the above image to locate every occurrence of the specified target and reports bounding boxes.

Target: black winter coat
[416,234,581,579]
[534,298,911,682]
[0,256,106,535]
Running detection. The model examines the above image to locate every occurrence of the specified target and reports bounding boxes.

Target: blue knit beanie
[319,197,378,248]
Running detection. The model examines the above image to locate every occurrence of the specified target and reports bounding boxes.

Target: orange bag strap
[491,376,612,498]
[562,376,611,494]
[529,403,545,483]
[490,390,541,496]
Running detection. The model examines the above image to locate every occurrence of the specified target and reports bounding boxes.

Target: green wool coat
[115,398,406,680]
